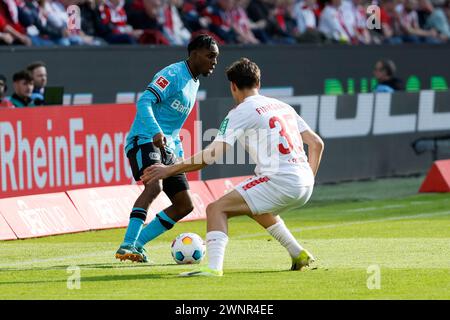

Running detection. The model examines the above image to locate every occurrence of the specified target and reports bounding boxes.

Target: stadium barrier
[2,45,449,103]
[0,103,199,199]
[0,192,90,239]
[66,185,143,230]
[419,159,450,192]
[0,214,16,240]
[0,176,251,240]
[199,91,450,182]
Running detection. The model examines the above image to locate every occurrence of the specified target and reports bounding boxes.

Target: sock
[135,210,176,248]
[266,219,303,259]
[121,207,147,247]
[206,231,229,271]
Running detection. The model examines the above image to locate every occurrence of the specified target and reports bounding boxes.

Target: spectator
[246,0,274,43]
[378,0,404,43]
[373,59,404,92]
[293,0,328,43]
[124,0,168,44]
[398,0,442,43]
[230,0,260,44]
[202,0,238,43]
[0,74,14,108]
[247,0,297,43]
[0,29,14,44]
[27,61,47,104]
[78,0,110,45]
[179,0,211,33]
[319,0,353,43]
[10,70,38,107]
[0,0,32,45]
[341,0,373,44]
[417,0,450,41]
[162,0,192,45]
[21,0,57,46]
[293,0,318,34]
[25,0,97,46]
[100,0,143,44]
[272,0,297,44]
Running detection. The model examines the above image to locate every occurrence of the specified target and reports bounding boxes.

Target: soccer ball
[171,233,206,264]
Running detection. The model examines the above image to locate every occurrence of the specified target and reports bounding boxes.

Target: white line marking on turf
[348,207,377,212]
[347,199,447,213]
[234,210,450,239]
[1,210,449,269]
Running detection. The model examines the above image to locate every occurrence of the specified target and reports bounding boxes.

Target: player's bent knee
[174,202,194,216]
[143,181,162,199]
[206,202,224,218]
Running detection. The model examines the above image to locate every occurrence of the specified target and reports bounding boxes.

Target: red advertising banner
[0,104,199,199]
[205,176,253,200]
[0,213,17,240]
[66,185,143,230]
[0,192,89,239]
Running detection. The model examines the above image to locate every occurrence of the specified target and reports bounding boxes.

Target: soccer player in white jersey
[140,58,324,276]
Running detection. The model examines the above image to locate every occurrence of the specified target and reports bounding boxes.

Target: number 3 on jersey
[269,114,300,155]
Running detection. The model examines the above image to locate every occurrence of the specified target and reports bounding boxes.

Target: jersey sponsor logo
[155,76,170,91]
[218,118,229,135]
[170,99,190,115]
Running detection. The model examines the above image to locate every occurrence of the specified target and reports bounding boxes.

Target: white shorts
[235,174,314,215]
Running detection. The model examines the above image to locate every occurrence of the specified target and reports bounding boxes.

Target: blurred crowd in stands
[1,0,449,47]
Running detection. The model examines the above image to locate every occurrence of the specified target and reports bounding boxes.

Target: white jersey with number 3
[214,94,314,186]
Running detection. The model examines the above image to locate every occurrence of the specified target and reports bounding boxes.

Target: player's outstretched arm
[140,141,230,184]
[301,129,324,177]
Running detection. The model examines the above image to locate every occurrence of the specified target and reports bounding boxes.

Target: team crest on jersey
[218,118,229,135]
[149,152,160,161]
[155,76,170,91]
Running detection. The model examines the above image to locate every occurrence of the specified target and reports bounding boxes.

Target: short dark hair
[27,61,46,72]
[225,57,261,90]
[378,59,396,77]
[188,34,217,55]
[13,70,33,83]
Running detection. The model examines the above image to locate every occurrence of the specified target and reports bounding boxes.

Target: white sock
[266,220,303,258]
[206,231,229,271]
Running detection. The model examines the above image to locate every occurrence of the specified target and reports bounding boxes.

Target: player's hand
[152,132,167,149]
[140,164,170,184]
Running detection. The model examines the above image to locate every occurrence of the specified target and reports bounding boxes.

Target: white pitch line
[348,207,377,212]
[1,210,449,269]
[348,204,406,212]
[234,210,450,239]
[347,198,447,213]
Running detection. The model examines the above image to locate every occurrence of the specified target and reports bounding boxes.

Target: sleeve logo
[155,76,170,91]
[218,118,229,135]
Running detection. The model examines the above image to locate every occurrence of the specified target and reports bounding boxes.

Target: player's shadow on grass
[0,262,179,272]
[0,272,170,286]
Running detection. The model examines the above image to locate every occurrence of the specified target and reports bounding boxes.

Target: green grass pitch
[1,176,449,300]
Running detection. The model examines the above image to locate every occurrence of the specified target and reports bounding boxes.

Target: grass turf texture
[0,176,449,299]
